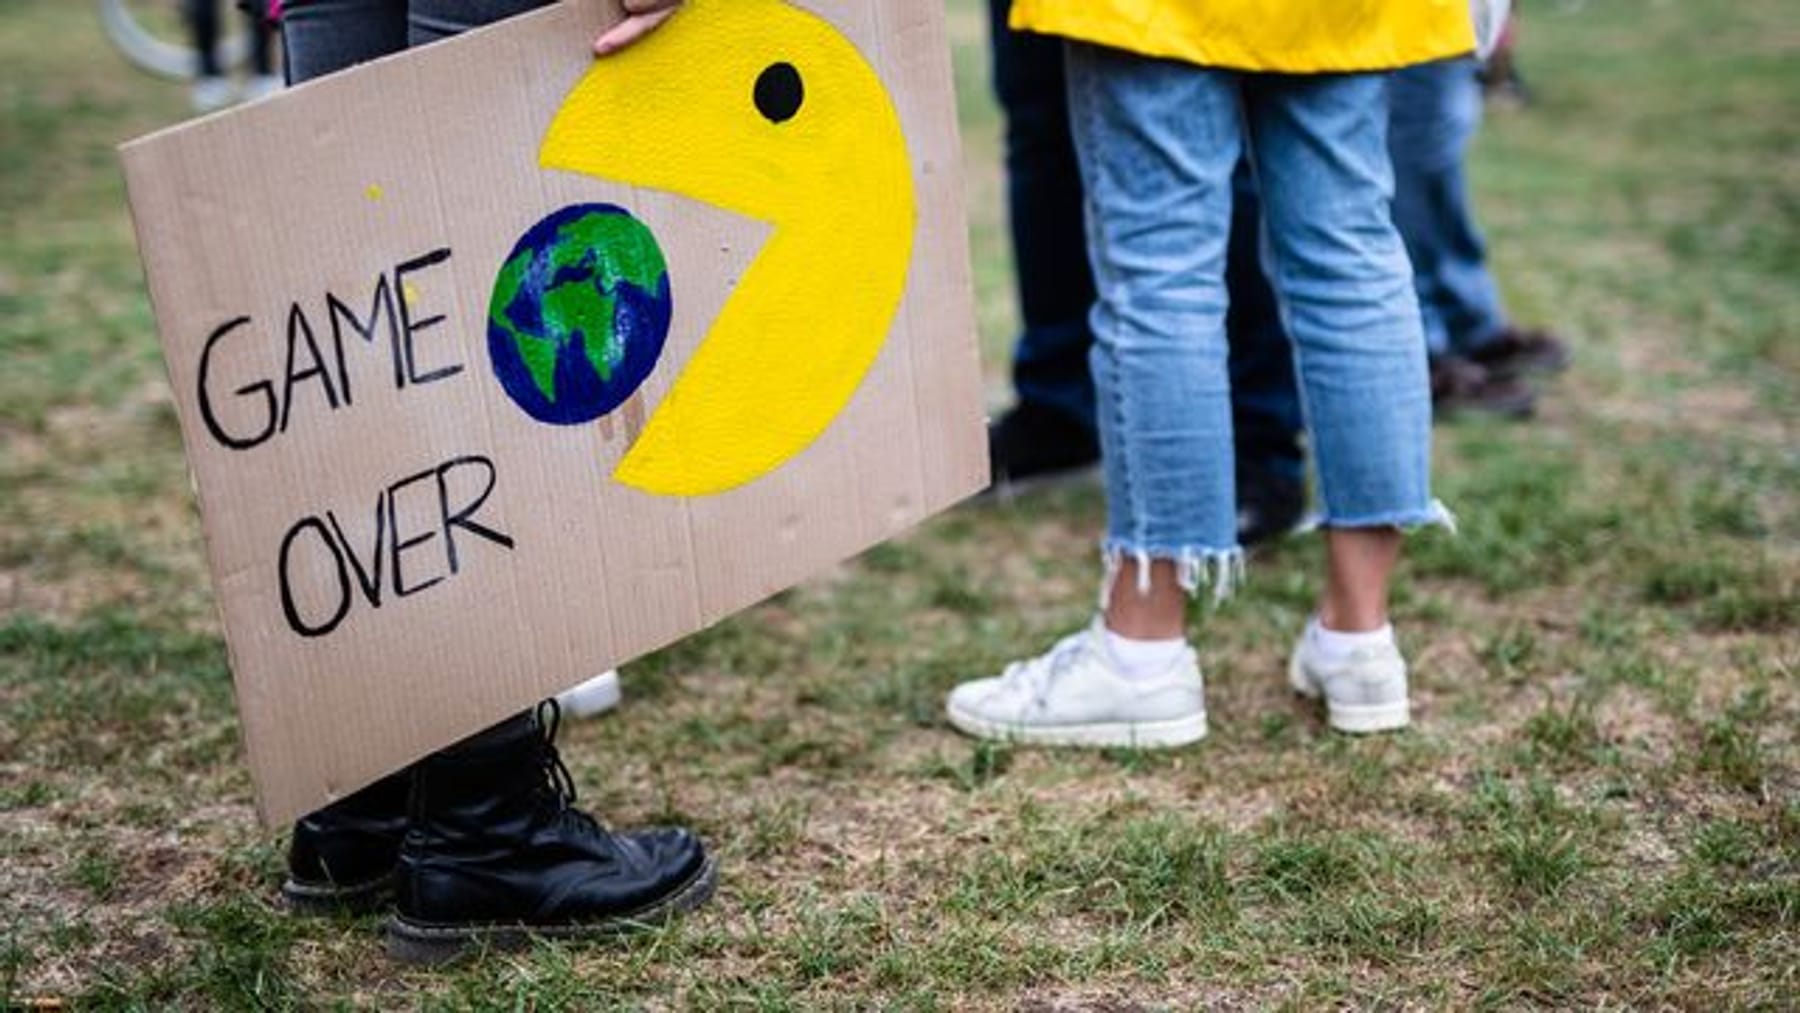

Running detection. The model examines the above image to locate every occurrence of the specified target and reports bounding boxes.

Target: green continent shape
[489,210,665,405]
[489,247,561,402]
[541,276,618,383]
[554,211,667,295]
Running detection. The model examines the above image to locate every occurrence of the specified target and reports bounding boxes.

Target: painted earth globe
[487,203,672,425]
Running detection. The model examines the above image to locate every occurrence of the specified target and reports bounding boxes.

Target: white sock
[1305,616,1396,663]
[1103,628,1187,679]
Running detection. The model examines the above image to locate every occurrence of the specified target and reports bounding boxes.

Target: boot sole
[945,702,1207,749]
[281,872,397,917]
[1289,655,1411,735]
[383,854,719,966]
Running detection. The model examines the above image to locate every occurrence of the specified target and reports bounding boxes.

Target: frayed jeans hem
[1316,499,1458,534]
[1099,542,1246,609]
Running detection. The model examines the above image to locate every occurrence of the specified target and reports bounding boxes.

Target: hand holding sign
[593,0,685,56]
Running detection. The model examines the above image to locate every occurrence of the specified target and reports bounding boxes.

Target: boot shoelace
[534,698,606,835]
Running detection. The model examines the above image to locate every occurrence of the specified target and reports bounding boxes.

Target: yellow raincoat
[1009,1,1475,73]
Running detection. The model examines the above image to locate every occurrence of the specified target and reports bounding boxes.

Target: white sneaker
[190,76,236,113]
[1288,634,1411,734]
[945,621,1207,748]
[243,74,284,103]
[555,669,622,720]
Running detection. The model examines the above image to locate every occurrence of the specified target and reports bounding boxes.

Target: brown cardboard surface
[120,0,986,827]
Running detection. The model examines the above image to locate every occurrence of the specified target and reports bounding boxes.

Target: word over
[277,455,513,638]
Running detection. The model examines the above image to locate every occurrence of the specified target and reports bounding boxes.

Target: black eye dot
[754,62,804,124]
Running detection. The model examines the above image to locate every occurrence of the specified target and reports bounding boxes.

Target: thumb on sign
[593,0,684,56]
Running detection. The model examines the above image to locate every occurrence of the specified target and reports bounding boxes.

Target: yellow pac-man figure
[542,0,917,497]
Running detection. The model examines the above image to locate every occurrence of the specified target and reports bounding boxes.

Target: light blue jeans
[1064,45,1448,597]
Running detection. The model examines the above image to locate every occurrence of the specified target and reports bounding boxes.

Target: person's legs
[406,0,552,46]
[1320,526,1402,632]
[187,0,222,78]
[1225,166,1307,543]
[1247,72,1443,612]
[278,1,711,957]
[280,0,407,83]
[387,704,712,966]
[240,0,284,100]
[945,43,1240,749]
[1389,58,1505,358]
[1226,169,1302,481]
[273,0,415,915]
[186,0,237,110]
[1391,57,1564,411]
[985,0,1101,483]
[983,0,1306,537]
[1245,71,1446,732]
[245,4,275,77]
[281,0,552,79]
[1072,44,1245,631]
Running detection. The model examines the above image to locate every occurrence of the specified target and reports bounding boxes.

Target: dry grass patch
[3,0,1797,1006]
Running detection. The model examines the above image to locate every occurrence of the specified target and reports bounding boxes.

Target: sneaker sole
[945,702,1207,749]
[1288,655,1411,735]
[281,871,397,917]
[383,853,719,967]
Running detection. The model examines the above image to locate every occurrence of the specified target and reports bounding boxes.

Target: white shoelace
[997,630,1093,707]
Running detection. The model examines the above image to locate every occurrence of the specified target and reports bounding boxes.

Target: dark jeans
[1227,177,1305,483]
[986,0,1302,481]
[189,0,276,77]
[1389,57,1507,357]
[987,0,1096,438]
[281,0,551,82]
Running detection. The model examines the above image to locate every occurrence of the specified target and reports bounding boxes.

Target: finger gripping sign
[121,0,984,826]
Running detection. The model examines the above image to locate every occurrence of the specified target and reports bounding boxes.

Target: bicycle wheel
[99,0,250,80]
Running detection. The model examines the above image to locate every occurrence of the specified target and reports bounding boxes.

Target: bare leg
[1319,527,1402,632]
[1103,558,1187,640]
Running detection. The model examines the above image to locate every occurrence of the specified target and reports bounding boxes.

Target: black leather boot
[282,768,411,915]
[386,702,716,965]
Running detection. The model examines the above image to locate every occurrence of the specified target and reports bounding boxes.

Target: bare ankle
[1103,558,1187,640]
[1316,605,1389,633]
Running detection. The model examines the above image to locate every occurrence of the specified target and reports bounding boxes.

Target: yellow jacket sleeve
[1009,0,1476,73]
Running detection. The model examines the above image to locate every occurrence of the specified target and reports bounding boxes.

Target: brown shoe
[1431,356,1536,420]
[1469,327,1571,377]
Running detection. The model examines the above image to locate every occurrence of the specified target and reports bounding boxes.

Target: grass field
[3,0,1796,1007]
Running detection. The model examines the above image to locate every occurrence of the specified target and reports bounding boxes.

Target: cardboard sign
[121,0,986,827]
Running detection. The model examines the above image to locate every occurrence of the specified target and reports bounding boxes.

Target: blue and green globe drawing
[487,203,673,425]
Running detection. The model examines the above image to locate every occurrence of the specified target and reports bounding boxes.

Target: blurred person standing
[1479,10,1530,106]
[1391,53,1569,418]
[187,0,282,111]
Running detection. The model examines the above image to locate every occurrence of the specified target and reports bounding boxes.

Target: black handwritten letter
[325,275,399,405]
[326,495,387,610]
[197,316,277,451]
[279,303,341,433]
[278,516,352,637]
[394,248,462,387]
[387,466,445,598]
[437,455,514,574]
